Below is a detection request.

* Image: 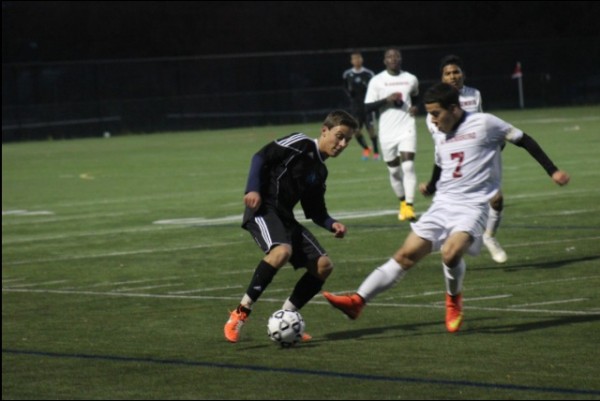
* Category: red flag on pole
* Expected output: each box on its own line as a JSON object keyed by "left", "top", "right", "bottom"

{"left": 511, "top": 62, "right": 523, "bottom": 79}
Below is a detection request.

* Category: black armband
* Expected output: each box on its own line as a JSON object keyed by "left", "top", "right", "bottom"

{"left": 426, "top": 164, "right": 442, "bottom": 194}
{"left": 365, "top": 99, "right": 388, "bottom": 113}
{"left": 515, "top": 133, "right": 559, "bottom": 177}
{"left": 411, "top": 95, "right": 419, "bottom": 108}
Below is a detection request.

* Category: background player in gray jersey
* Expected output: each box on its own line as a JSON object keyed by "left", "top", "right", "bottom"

{"left": 343, "top": 51, "right": 379, "bottom": 160}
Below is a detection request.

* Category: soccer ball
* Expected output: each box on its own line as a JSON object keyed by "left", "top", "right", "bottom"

{"left": 267, "top": 309, "right": 305, "bottom": 348}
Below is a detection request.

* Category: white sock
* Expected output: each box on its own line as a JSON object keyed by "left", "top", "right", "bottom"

{"left": 485, "top": 206, "right": 502, "bottom": 237}
{"left": 357, "top": 258, "right": 407, "bottom": 302}
{"left": 387, "top": 164, "right": 405, "bottom": 199}
{"left": 241, "top": 294, "right": 254, "bottom": 309}
{"left": 443, "top": 259, "right": 466, "bottom": 296}
{"left": 401, "top": 160, "right": 416, "bottom": 204}
{"left": 282, "top": 298, "right": 297, "bottom": 311}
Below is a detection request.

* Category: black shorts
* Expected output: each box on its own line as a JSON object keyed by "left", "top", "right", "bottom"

{"left": 243, "top": 210, "right": 327, "bottom": 269}
{"left": 351, "top": 104, "right": 375, "bottom": 130}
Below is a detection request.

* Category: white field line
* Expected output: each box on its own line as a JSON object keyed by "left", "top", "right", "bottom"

{"left": 3, "top": 204, "right": 598, "bottom": 246}
{"left": 467, "top": 276, "right": 600, "bottom": 291}
{"left": 511, "top": 116, "right": 600, "bottom": 124}
{"left": 2, "top": 241, "right": 245, "bottom": 266}
{"left": 168, "top": 285, "right": 243, "bottom": 295}
{"left": 5, "top": 280, "right": 69, "bottom": 288}
{"left": 86, "top": 276, "right": 190, "bottom": 287}
{"left": 2, "top": 287, "right": 597, "bottom": 316}
{"left": 2, "top": 225, "right": 184, "bottom": 245}
{"left": 113, "top": 283, "right": 185, "bottom": 292}
{"left": 2, "top": 277, "right": 27, "bottom": 283}
{"left": 510, "top": 298, "right": 588, "bottom": 308}
{"left": 217, "top": 269, "right": 257, "bottom": 276}
{"left": 2, "top": 210, "right": 54, "bottom": 216}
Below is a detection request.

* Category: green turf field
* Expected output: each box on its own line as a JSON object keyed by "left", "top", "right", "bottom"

{"left": 3, "top": 105, "right": 600, "bottom": 399}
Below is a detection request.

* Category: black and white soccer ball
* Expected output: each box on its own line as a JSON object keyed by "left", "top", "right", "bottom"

{"left": 267, "top": 309, "right": 305, "bottom": 348}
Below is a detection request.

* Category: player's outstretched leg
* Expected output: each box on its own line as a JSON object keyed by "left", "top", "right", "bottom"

{"left": 322, "top": 292, "right": 365, "bottom": 320}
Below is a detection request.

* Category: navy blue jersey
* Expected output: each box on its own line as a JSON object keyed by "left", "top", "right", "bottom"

{"left": 343, "top": 67, "right": 375, "bottom": 109}
{"left": 243, "top": 133, "right": 334, "bottom": 229}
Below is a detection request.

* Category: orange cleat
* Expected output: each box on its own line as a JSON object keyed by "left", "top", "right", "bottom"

{"left": 224, "top": 308, "right": 249, "bottom": 343}
{"left": 362, "top": 147, "right": 372, "bottom": 160}
{"left": 322, "top": 291, "right": 365, "bottom": 320}
{"left": 445, "top": 293, "right": 463, "bottom": 333}
{"left": 301, "top": 332, "right": 313, "bottom": 342}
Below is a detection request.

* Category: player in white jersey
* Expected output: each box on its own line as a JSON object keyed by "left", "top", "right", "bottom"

{"left": 364, "top": 47, "right": 420, "bottom": 221}
{"left": 427, "top": 55, "right": 506, "bottom": 263}
{"left": 323, "top": 83, "right": 570, "bottom": 333}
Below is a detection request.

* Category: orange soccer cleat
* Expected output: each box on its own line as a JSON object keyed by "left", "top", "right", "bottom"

{"left": 224, "top": 307, "right": 249, "bottom": 343}
{"left": 445, "top": 293, "right": 464, "bottom": 333}
{"left": 322, "top": 291, "right": 365, "bottom": 320}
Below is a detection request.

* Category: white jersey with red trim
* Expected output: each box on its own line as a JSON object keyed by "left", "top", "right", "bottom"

{"left": 458, "top": 85, "right": 482, "bottom": 113}
{"left": 431, "top": 112, "right": 523, "bottom": 205}
{"left": 426, "top": 85, "right": 482, "bottom": 133}
{"left": 365, "top": 70, "right": 419, "bottom": 140}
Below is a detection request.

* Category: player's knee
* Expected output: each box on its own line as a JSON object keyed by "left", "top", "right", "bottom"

{"left": 441, "top": 246, "right": 463, "bottom": 268}
{"left": 316, "top": 256, "right": 334, "bottom": 280}
{"left": 489, "top": 193, "right": 504, "bottom": 211}
{"left": 265, "top": 244, "right": 292, "bottom": 268}
{"left": 394, "top": 250, "right": 416, "bottom": 270}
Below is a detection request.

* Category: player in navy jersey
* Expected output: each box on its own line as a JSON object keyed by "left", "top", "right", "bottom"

{"left": 343, "top": 51, "right": 379, "bottom": 160}
{"left": 224, "top": 110, "right": 358, "bottom": 343}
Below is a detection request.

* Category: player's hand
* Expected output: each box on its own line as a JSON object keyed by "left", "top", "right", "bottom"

{"left": 387, "top": 92, "right": 403, "bottom": 107}
{"left": 331, "top": 222, "right": 347, "bottom": 239}
{"left": 408, "top": 105, "right": 418, "bottom": 117}
{"left": 552, "top": 170, "right": 570, "bottom": 186}
{"left": 419, "top": 182, "right": 434, "bottom": 197}
{"left": 244, "top": 191, "right": 262, "bottom": 211}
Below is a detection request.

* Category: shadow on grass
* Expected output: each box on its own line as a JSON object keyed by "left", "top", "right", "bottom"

{"left": 462, "top": 314, "right": 600, "bottom": 334}
{"left": 312, "top": 314, "right": 600, "bottom": 344}
{"left": 320, "top": 317, "right": 493, "bottom": 342}
{"left": 476, "top": 255, "right": 600, "bottom": 271}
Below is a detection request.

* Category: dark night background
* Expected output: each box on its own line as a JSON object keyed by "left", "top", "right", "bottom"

{"left": 2, "top": 1, "right": 600, "bottom": 140}
{"left": 3, "top": 1, "right": 600, "bottom": 62}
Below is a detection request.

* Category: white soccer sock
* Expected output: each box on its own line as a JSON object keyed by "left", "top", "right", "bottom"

{"left": 241, "top": 294, "right": 255, "bottom": 309}
{"left": 485, "top": 206, "right": 502, "bottom": 237}
{"left": 443, "top": 259, "right": 466, "bottom": 296}
{"left": 401, "top": 160, "right": 417, "bottom": 204}
{"left": 281, "top": 298, "right": 298, "bottom": 311}
{"left": 387, "top": 164, "right": 405, "bottom": 199}
{"left": 357, "top": 258, "right": 407, "bottom": 302}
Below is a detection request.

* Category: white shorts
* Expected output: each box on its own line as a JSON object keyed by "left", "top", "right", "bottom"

{"left": 410, "top": 201, "right": 488, "bottom": 256}
{"left": 379, "top": 124, "right": 417, "bottom": 162}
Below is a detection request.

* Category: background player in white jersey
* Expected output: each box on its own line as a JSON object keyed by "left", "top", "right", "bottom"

{"left": 324, "top": 83, "right": 570, "bottom": 333}
{"left": 364, "top": 47, "right": 420, "bottom": 221}
{"left": 343, "top": 51, "right": 379, "bottom": 160}
{"left": 429, "top": 54, "right": 507, "bottom": 263}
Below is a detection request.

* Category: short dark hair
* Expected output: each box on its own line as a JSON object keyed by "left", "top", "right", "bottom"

{"left": 440, "top": 54, "right": 464, "bottom": 73}
{"left": 350, "top": 50, "right": 362, "bottom": 57}
{"left": 385, "top": 46, "right": 401, "bottom": 56}
{"left": 323, "top": 110, "right": 358, "bottom": 130}
{"left": 423, "top": 83, "right": 460, "bottom": 109}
